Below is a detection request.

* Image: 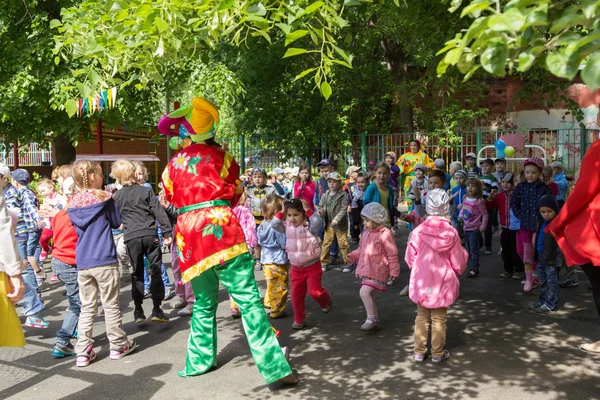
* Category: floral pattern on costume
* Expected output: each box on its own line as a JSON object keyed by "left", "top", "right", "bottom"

{"left": 176, "top": 232, "right": 186, "bottom": 262}
{"left": 173, "top": 152, "right": 191, "bottom": 170}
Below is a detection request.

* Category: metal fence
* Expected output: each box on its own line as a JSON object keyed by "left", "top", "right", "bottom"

{"left": 0, "top": 142, "right": 53, "bottom": 167}
{"left": 226, "top": 128, "right": 597, "bottom": 176}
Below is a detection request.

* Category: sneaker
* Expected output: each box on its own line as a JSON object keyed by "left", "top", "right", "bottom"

{"left": 321, "top": 264, "right": 328, "bottom": 272}
{"left": 399, "top": 285, "right": 409, "bottom": 297}
{"left": 413, "top": 352, "right": 425, "bottom": 363}
{"left": 512, "top": 272, "right": 525, "bottom": 279}
{"left": 342, "top": 265, "right": 352, "bottom": 273}
{"left": 467, "top": 270, "right": 479, "bottom": 278}
{"left": 560, "top": 280, "right": 579, "bottom": 288}
{"left": 529, "top": 302, "right": 542, "bottom": 310}
{"left": 254, "top": 260, "right": 262, "bottom": 271}
{"left": 535, "top": 305, "right": 555, "bottom": 314}
{"left": 500, "top": 272, "right": 513, "bottom": 278}
{"left": 177, "top": 304, "right": 193, "bottom": 317}
{"left": 76, "top": 344, "right": 96, "bottom": 367}
{"left": 164, "top": 288, "right": 175, "bottom": 301}
{"left": 230, "top": 307, "right": 241, "bottom": 319}
{"left": 172, "top": 298, "right": 188, "bottom": 309}
{"left": 431, "top": 350, "right": 451, "bottom": 363}
{"left": 134, "top": 310, "right": 147, "bottom": 324}
{"left": 50, "top": 273, "right": 59, "bottom": 283}
{"left": 110, "top": 340, "right": 139, "bottom": 360}
{"left": 360, "top": 319, "right": 380, "bottom": 331}
{"left": 52, "top": 343, "right": 75, "bottom": 358}
{"left": 35, "top": 270, "right": 47, "bottom": 286}
{"left": 292, "top": 320, "right": 305, "bottom": 330}
{"left": 40, "top": 251, "right": 48, "bottom": 261}
{"left": 387, "top": 279, "right": 394, "bottom": 286}
{"left": 151, "top": 308, "right": 169, "bottom": 323}
{"left": 322, "top": 293, "right": 333, "bottom": 313}
{"left": 25, "top": 315, "right": 49, "bottom": 329}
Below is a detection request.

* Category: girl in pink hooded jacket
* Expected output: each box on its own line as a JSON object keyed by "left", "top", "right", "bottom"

{"left": 405, "top": 189, "right": 468, "bottom": 364}
{"left": 347, "top": 202, "right": 400, "bottom": 331}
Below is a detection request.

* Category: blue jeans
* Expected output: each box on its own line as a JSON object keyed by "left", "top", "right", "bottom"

{"left": 144, "top": 258, "right": 170, "bottom": 291}
{"left": 16, "top": 240, "right": 44, "bottom": 317}
{"left": 538, "top": 263, "right": 559, "bottom": 310}
{"left": 52, "top": 258, "right": 80, "bottom": 346}
{"left": 464, "top": 230, "right": 480, "bottom": 272}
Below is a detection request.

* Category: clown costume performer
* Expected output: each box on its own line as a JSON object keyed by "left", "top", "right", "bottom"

{"left": 397, "top": 139, "right": 434, "bottom": 205}
{"left": 158, "top": 97, "right": 296, "bottom": 385}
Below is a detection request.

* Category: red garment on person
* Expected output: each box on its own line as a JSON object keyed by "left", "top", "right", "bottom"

{"left": 546, "top": 140, "right": 600, "bottom": 266}
{"left": 50, "top": 209, "right": 78, "bottom": 265}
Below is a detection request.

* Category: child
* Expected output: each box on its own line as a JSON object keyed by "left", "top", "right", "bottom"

{"left": 464, "top": 153, "right": 481, "bottom": 178}
{"left": 407, "top": 164, "right": 428, "bottom": 206}
{"left": 111, "top": 159, "right": 173, "bottom": 323}
{"left": 257, "top": 195, "right": 289, "bottom": 318}
{"left": 478, "top": 158, "right": 499, "bottom": 253}
{"left": 449, "top": 161, "right": 463, "bottom": 190}
{"left": 348, "top": 172, "right": 368, "bottom": 247}
{"left": 542, "top": 166, "right": 559, "bottom": 198}
{"left": 293, "top": 164, "right": 316, "bottom": 210}
{"left": 272, "top": 198, "right": 332, "bottom": 329}
{"left": 494, "top": 158, "right": 507, "bottom": 190}
{"left": 367, "top": 160, "right": 377, "bottom": 181}
{"left": 434, "top": 159, "right": 451, "bottom": 191}
{"left": 364, "top": 162, "right": 396, "bottom": 227}
{"left": 1, "top": 165, "right": 47, "bottom": 328}
{"left": 550, "top": 161, "right": 569, "bottom": 206}
{"left": 405, "top": 188, "right": 468, "bottom": 363}
{"left": 532, "top": 194, "right": 563, "bottom": 313}
{"left": 449, "top": 170, "right": 467, "bottom": 236}
{"left": 347, "top": 203, "right": 400, "bottom": 330}
{"left": 385, "top": 152, "right": 401, "bottom": 226}
{"left": 510, "top": 158, "right": 552, "bottom": 291}
{"left": 50, "top": 206, "right": 80, "bottom": 357}
{"left": 313, "top": 159, "right": 339, "bottom": 263}
{"left": 37, "top": 179, "right": 67, "bottom": 282}
{"left": 317, "top": 172, "right": 351, "bottom": 271}
{"left": 487, "top": 172, "right": 524, "bottom": 279}
{"left": 67, "top": 160, "right": 137, "bottom": 367}
{"left": 459, "top": 178, "right": 488, "bottom": 278}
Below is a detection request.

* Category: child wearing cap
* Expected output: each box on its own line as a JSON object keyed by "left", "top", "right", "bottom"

{"left": 405, "top": 188, "right": 468, "bottom": 363}
{"left": 449, "top": 170, "right": 468, "bottom": 236}
{"left": 407, "top": 164, "right": 428, "bottom": 205}
{"left": 464, "top": 153, "right": 482, "bottom": 179}
{"left": 313, "top": 159, "right": 340, "bottom": 264}
{"left": 1, "top": 165, "right": 48, "bottom": 329}
{"left": 317, "top": 172, "right": 351, "bottom": 271}
{"left": 550, "top": 161, "right": 569, "bottom": 206}
{"left": 347, "top": 202, "right": 400, "bottom": 331}
{"left": 532, "top": 194, "right": 563, "bottom": 313}
{"left": 510, "top": 157, "right": 552, "bottom": 291}
{"left": 478, "top": 158, "right": 499, "bottom": 253}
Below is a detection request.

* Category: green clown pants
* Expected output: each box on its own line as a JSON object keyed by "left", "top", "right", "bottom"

{"left": 178, "top": 252, "right": 293, "bottom": 384}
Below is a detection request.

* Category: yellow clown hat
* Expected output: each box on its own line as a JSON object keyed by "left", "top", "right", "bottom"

{"left": 157, "top": 97, "right": 220, "bottom": 143}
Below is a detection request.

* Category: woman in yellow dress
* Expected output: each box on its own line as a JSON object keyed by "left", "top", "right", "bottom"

{"left": 396, "top": 139, "right": 434, "bottom": 205}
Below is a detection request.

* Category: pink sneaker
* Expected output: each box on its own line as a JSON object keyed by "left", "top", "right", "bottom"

{"left": 40, "top": 251, "right": 48, "bottom": 261}
{"left": 110, "top": 340, "right": 139, "bottom": 360}
{"left": 76, "top": 344, "right": 96, "bottom": 367}
{"left": 50, "top": 273, "right": 59, "bottom": 283}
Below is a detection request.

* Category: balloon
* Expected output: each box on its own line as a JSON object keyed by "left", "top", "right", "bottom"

{"left": 496, "top": 149, "right": 506, "bottom": 159}
{"left": 505, "top": 146, "right": 515, "bottom": 157}
{"left": 169, "top": 136, "right": 183, "bottom": 150}
{"left": 494, "top": 139, "right": 506, "bottom": 150}
{"left": 179, "top": 125, "right": 191, "bottom": 138}
{"left": 182, "top": 138, "right": 192, "bottom": 148}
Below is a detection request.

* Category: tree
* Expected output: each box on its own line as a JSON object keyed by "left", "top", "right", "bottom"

{"left": 438, "top": 0, "right": 600, "bottom": 90}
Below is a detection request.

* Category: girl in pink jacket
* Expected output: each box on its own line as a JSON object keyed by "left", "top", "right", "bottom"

{"left": 272, "top": 198, "right": 332, "bottom": 330}
{"left": 347, "top": 203, "right": 400, "bottom": 331}
{"left": 405, "top": 189, "right": 468, "bottom": 363}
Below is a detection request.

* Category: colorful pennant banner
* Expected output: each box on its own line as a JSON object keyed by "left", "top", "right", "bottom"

{"left": 75, "top": 87, "right": 118, "bottom": 117}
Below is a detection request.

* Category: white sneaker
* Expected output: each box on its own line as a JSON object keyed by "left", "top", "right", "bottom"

{"left": 387, "top": 279, "right": 394, "bottom": 286}
{"left": 399, "top": 285, "right": 409, "bottom": 296}
{"left": 342, "top": 265, "right": 352, "bottom": 273}
{"left": 321, "top": 264, "right": 328, "bottom": 272}
{"left": 177, "top": 304, "right": 193, "bottom": 317}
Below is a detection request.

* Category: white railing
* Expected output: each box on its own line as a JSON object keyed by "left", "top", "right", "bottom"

{"left": 0, "top": 142, "right": 53, "bottom": 167}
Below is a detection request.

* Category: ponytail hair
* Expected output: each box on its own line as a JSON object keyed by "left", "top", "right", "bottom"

{"left": 72, "top": 160, "right": 107, "bottom": 200}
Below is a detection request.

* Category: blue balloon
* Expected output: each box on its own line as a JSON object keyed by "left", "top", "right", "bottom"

{"left": 179, "top": 125, "right": 191, "bottom": 138}
{"left": 496, "top": 149, "right": 506, "bottom": 159}
{"left": 494, "top": 139, "right": 506, "bottom": 150}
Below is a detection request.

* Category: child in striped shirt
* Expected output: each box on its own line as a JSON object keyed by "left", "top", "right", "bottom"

{"left": 477, "top": 158, "right": 498, "bottom": 254}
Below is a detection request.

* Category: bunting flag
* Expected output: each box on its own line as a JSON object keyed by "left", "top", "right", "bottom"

{"left": 73, "top": 87, "right": 118, "bottom": 117}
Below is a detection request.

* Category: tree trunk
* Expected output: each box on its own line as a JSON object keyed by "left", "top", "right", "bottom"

{"left": 380, "top": 38, "right": 414, "bottom": 133}
{"left": 53, "top": 135, "right": 76, "bottom": 166}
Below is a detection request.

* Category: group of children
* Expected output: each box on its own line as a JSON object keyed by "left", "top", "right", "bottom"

{"left": 2, "top": 146, "right": 574, "bottom": 367}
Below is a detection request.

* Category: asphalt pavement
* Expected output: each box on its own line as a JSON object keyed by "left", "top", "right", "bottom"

{"left": 1, "top": 227, "right": 599, "bottom": 400}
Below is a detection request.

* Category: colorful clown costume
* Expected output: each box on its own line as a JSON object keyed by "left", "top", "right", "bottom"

{"left": 159, "top": 98, "right": 293, "bottom": 384}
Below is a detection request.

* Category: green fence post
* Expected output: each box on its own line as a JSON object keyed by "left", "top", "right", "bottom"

{"left": 580, "top": 127, "right": 587, "bottom": 161}
{"left": 240, "top": 135, "right": 246, "bottom": 172}
{"left": 476, "top": 129, "right": 482, "bottom": 157}
{"left": 361, "top": 132, "right": 367, "bottom": 170}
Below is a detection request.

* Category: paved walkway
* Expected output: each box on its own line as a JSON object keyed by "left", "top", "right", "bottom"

{"left": 1, "top": 229, "right": 599, "bottom": 400}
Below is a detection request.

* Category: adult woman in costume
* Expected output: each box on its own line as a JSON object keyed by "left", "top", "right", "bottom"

{"left": 396, "top": 139, "right": 434, "bottom": 204}
{"left": 158, "top": 97, "right": 296, "bottom": 384}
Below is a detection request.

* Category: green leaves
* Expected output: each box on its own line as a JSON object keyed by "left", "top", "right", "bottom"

{"left": 480, "top": 39, "right": 508, "bottom": 77}
{"left": 582, "top": 53, "right": 600, "bottom": 90}
{"left": 285, "top": 30, "right": 309, "bottom": 46}
{"left": 65, "top": 99, "right": 78, "bottom": 117}
{"left": 246, "top": 3, "right": 267, "bottom": 16}
{"left": 321, "top": 81, "right": 332, "bottom": 100}
{"left": 154, "top": 17, "right": 169, "bottom": 33}
{"left": 545, "top": 49, "right": 579, "bottom": 80}
{"left": 283, "top": 48, "right": 308, "bottom": 58}
{"left": 460, "top": 1, "right": 490, "bottom": 18}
